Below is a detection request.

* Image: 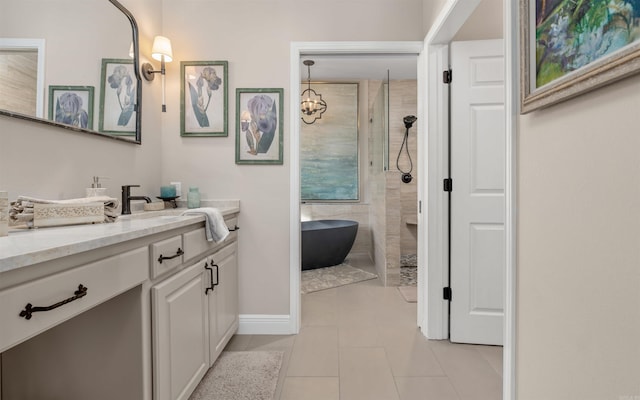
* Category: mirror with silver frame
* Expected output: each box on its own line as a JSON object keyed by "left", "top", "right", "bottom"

{"left": 0, "top": 0, "right": 142, "bottom": 144}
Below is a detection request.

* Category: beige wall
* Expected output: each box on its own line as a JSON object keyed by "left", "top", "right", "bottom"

{"left": 160, "top": 0, "right": 424, "bottom": 315}
{"left": 422, "top": 0, "right": 448, "bottom": 36}
{"left": 452, "top": 0, "right": 503, "bottom": 41}
{"left": 517, "top": 72, "right": 640, "bottom": 398}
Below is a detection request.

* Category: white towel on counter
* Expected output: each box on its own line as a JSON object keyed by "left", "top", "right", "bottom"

{"left": 9, "top": 195, "right": 120, "bottom": 226}
{"left": 181, "top": 207, "right": 230, "bottom": 243}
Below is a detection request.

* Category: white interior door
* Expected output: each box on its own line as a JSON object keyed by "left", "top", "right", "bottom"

{"left": 449, "top": 39, "right": 505, "bottom": 345}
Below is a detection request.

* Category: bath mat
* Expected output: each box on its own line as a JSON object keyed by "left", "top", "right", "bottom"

{"left": 188, "top": 351, "right": 283, "bottom": 400}
{"left": 301, "top": 263, "right": 378, "bottom": 294}
{"left": 398, "top": 286, "right": 417, "bottom": 303}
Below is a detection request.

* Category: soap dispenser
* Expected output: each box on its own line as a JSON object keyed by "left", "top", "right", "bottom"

{"left": 86, "top": 176, "right": 108, "bottom": 197}
{"left": 187, "top": 187, "right": 200, "bottom": 209}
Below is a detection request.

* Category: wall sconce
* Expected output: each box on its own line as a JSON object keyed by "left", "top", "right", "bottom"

{"left": 300, "top": 60, "right": 327, "bottom": 124}
{"left": 141, "top": 35, "right": 173, "bottom": 112}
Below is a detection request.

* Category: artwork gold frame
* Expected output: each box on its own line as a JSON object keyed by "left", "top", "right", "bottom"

{"left": 520, "top": 0, "right": 640, "bottom": 113}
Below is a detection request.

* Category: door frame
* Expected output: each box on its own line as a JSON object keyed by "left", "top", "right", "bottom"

{"left": 289, "top": 4, "right": 517, "bottom": 394}
{"left": 422, "top": 0, "right": 517, "bottom": 398}
{"left": 288, "top": 40, "right": 424, "bottom": 335}
{"left": 0, "top": 38, "right": 46, "bottom": 118}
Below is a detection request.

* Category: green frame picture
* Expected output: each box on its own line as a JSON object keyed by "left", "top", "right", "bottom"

{"left": 180, "top": 60, "right": 228, "bottom": 137}
{"left": 235, "top": 88, "right": 284, "bottom": 165}
{"left": 98, "top": 58, "right": 136, "bottom": 136}
{"left": 48, "top": 85, "right": 94, "bottom": 130}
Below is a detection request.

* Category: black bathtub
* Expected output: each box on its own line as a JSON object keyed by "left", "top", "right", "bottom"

{"left": 301, "top": 219, "right": 359, "bottom": 270}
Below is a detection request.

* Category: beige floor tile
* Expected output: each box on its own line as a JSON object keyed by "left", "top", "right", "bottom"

{"left": 375, "top": 303, "right": 419, "bottom": 327}
{"left": 339, "top": 325, "right": 380, "bottom": 347}
{"left": 303, "top": 286, "right": 339, "bottom": 298}
{"left": 385, "top": 344, "right": 445, "bottom": 377}
{"left": 286, "top": 326, "right": 339, "bottom": 377}
{"left": 279, "top": 377, "right": 339, "bottom": 400}
{"left": 271, "top": 266, "right": 503, "bottom": 400}
{"left": 273, "top": 347, "right": 293, "bottom": 400}
{"left": 376, "top": 324, "right": 426, "bottom": 348}
{"left": 339, "top": 347, "right": 400, "bottom": 400}
{"left": 337, "top": 303, "right": 378, "bottom": 327}
{"left": 223, "top": 334, "right": 252, "bottom": 351}
{"left": 474, "top": 345, "right": 503, "bottom": 378}
{"left": 395, "top": 377, "right": 461, "bottom": 400}
{"left": 431, "top": 341, "right": 502, "bottom": 400}
{"left": 247, "top": 334, "right": 296, "bottom": 350}
{"left": 302, "top": 295, "right": 338, "bottom": 326}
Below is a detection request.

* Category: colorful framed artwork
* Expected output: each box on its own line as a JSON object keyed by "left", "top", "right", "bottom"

{"left": 235, "top": 88, "right": 283, "bottom": 165}
{"left": 300, "top": 83, "right": 359, "bottom": 201}
{"left": 48, "top": 85, "right": 94, "bottom": 130}
{"left": 98, "top": 58, "right": 136, "bottom": 135}
{"left": 180, "top": 61, "right": 228, "bottom": 136}
{"left": 520, "top": 0, "right": 640, "bottom": 113}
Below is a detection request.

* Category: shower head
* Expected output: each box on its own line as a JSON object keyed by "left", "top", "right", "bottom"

{"left": 403, "top": 115, "right": 417, "bottom": 129}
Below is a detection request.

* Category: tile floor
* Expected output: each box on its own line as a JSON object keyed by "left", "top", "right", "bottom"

{"left": 225, "top": 257, "right": 503, "bottom": 400}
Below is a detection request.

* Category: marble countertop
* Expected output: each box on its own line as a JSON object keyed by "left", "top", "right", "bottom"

{"left": 0, "top": 202, "right": 239, "bottom": 274}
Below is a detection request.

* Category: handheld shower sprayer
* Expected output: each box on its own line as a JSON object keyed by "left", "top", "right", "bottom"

{"left": 403, "top": 115, "right": 417, "bottom": 129}
{"left": 397, "top": 115, "right": 417, "bottom": 183}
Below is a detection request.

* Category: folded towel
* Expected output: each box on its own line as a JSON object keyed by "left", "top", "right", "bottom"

{"left": 10, "top": 195, "right": 120, "bottom": 226}
{"left": 181, "top": 207, "right": 230, "bottom": 244}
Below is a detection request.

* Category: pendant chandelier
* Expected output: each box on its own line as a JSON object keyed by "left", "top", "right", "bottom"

{"left": 300, "top": 60, "right": 327, "bottom": 124}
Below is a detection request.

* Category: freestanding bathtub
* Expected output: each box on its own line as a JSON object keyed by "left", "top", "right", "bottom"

{"left": 301, "top": 219, "right": 359, "bottom": 270}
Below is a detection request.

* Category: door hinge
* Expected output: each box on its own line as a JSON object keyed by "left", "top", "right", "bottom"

{"left": 443, "top": 69, "right": 452, "bottom": 84}
{"left": 418, "top": 200, "right": 422, "bottom": 213}
{"left": 443, "top": 178, "right": 453, "bottom": 192}
{"left": 443, "top": 287, "right": 452, "bottom": 301}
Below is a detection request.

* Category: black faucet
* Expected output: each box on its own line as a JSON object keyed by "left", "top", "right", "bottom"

{"left": 121, "top": 185, "right": 152, "bottom": 215}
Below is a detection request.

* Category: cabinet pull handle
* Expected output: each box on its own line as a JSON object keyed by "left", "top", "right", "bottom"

{"left": 228, "top": 225, "right": 240, "bottom": 232}
{"left": 212, "top": 264, "right": 220, "bottom": 287}
{"left": 158, "top": 248, "right": 184, "bottom": 264}
{"left": 204, "top": 262, "right": 215, "bottom": 295}
{"left": 19, "top": 285, "right": 88, "bottom": 320}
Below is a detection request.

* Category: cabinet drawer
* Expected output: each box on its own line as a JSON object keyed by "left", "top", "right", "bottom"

{"left": 183, "top": 216, "right": 238, "bottom": 260}
{"left": 150, "top": 235, "right": 184, "bottom": 279}
{"left": 0, "top": 246, "right": 148, "bottom": 353}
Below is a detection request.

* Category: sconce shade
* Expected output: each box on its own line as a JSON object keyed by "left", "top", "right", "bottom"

{"left": 151, "top": 36, "right": 173, "bottom": 62}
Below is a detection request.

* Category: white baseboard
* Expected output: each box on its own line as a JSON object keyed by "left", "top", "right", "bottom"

{"left": 237, "top": 314, "right": 293, "bottom": 335}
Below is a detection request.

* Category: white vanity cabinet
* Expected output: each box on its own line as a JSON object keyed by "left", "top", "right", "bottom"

{"left": 152, "top": 257, "right": 211, "bottom": 400}
{"left": 207, "top": 241, "right": 239, "bottom": 364}
{"left": 0, "top": 204, "right": 240, "bottom": 400}
{"left": 151, "top": 214, "right": 239, "bottom": 400}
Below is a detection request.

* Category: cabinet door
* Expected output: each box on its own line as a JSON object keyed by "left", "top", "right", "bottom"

{"left": 208, "top": 242, "right": 238, "bottom": 363}
{"left": 152, "top": 259, "right": 209, "bottom": 400}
